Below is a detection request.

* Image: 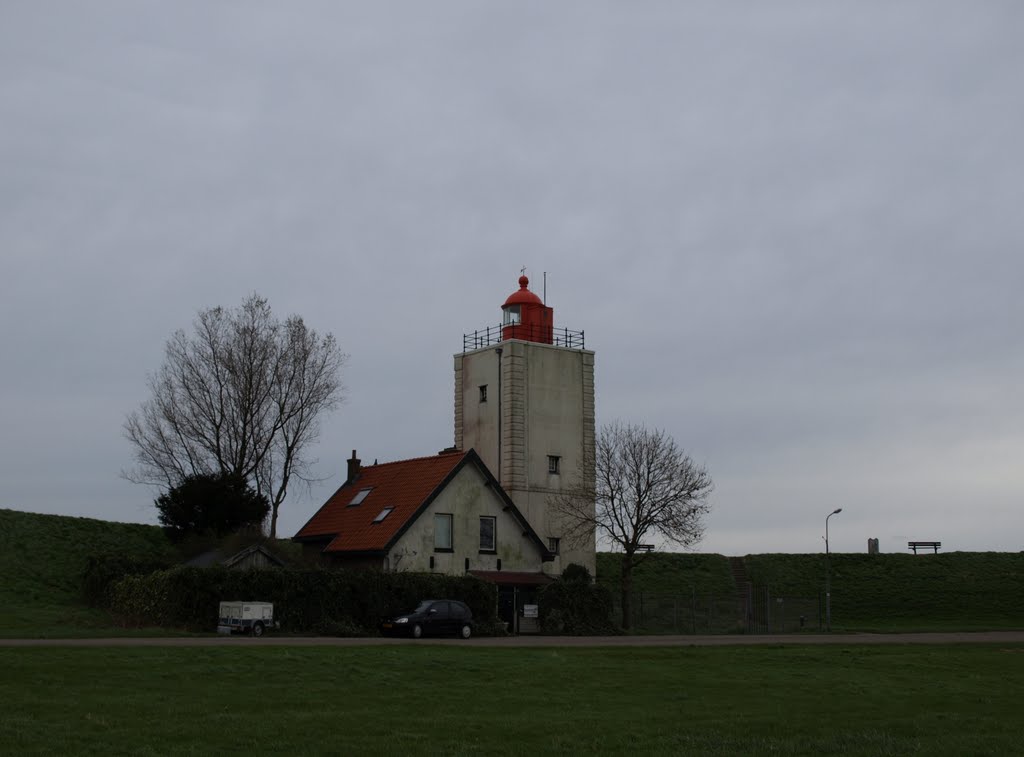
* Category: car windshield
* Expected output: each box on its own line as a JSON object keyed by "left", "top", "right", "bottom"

{"left": 413, "top": 600, "right": 435, "bottom": 614}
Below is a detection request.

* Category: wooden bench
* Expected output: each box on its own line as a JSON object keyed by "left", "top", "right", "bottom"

{"left": 908, "top": 541, "right": 941, "bottom": 554}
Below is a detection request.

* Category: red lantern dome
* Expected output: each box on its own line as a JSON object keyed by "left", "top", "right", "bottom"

{"left": 501, "top": 275, "right": 553, "bottom": 344}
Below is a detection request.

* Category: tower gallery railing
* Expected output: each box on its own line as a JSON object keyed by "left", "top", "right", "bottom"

{"left": 462, "top": 324, "right": 586, "bottom": 352}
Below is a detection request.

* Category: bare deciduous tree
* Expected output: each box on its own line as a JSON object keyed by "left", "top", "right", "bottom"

{"left": 124, "top": 294, "right": 346, "bottom": 537}
{"left": 551, "top": 421, "right": 712, "bottom": 629}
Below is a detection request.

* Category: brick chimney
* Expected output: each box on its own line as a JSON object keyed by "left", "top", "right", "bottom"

{"left": 346, "top": 450, "right": 361, "bottom": 484}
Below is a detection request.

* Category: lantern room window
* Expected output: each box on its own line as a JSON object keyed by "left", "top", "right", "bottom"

{"left": 502, "top": 305, "right": 521, "bottom": 325}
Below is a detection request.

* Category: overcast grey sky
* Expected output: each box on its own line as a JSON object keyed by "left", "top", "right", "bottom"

{"left": 3, "top": 2, "right": 1022, "bottom": 555}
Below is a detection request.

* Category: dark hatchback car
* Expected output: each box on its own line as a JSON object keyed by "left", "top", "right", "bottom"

{"left": 381, "top": 599, "right": 474, "bottom": 639}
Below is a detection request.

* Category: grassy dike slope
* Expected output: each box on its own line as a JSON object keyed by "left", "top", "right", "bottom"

{"left": 595, "top": 552, "right": 736, "bottom": 596}
{"left": 0, "top": 508, "right": 173, "bottom": 637}
{"left": 746, "top": 552, "right": 1024, "bottom": 631}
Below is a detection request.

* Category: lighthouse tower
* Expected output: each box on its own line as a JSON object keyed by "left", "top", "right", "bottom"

{"left": 454, "top": 275, "right": 596, "bottom": 575}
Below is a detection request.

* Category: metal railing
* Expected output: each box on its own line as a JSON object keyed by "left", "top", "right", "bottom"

{"left": 462, "top": 324, "right": 586, "bottom": 352}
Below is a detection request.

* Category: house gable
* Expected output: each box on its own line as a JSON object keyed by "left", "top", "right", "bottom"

{"left": 388, "top": 457, "right": 550, "bottom": 574}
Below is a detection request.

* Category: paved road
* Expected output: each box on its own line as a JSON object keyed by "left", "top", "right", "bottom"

{"left": 3, "top": 631, "right": 1024, "bottom": 647}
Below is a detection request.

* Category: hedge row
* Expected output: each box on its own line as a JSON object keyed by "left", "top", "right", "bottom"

{"left": 109, "top": 566, "right": 500, "bottom": 635}
{"left": 82, "top": 552, "right": 174, "bottom": 609}
{"left": 538, "top": 566, "right": 618, "bottom": 635}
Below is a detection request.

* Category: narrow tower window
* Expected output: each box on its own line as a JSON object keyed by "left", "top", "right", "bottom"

{"left": 547, "top": 455, "right": 561, "bottom": 475}
{"left": 479, "top": 385, "right": 487, "bottom": 403}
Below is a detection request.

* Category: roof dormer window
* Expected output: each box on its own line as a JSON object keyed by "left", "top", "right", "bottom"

{"left": 348, "top": 488, "right": 372, "bottom": 506}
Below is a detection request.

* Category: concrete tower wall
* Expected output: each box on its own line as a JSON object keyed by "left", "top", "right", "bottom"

{"left": 455, "top": 340, "right": 596, "bottom": 575}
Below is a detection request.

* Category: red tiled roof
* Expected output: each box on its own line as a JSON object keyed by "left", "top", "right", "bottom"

{"left": 293, "top": 450, "right": 468, "bottom": 553}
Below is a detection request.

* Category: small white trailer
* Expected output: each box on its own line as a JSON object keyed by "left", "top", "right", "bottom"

{"left": 217, "top": 601, "right": 277, "bottom": 636}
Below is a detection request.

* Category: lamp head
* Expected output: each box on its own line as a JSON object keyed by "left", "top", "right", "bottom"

{"left": 832, "top": 508, "right": 843, "bottom": 515}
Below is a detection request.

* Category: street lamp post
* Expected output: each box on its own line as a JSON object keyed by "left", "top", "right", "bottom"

{"left": 825, "top": 508, "right": 842, "bottom": 631}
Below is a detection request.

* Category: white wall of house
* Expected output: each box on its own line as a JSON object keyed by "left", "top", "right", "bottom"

{"left": 387, "top": 463, "right": 546, "bottom": 575}
{"left": 455, "top": 340, "right": 596, "bottom": 575}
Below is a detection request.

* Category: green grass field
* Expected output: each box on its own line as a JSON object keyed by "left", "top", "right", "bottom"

{"left": 3, "top": 644, "right": 1023, "bottom": 755}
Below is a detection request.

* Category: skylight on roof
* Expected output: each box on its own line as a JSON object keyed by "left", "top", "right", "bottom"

{"left": 348, "top": 488, "right": 372, "bottom": 506}
{"left": 373, "top": 507, "right": 394, "bottom": 523}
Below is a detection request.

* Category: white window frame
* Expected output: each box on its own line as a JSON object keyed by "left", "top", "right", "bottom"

{"left": 479, "top": 516, "right": 496, "bottom": 552}
{"left": 434, "top": 513, "right": 453, "bottom": 551}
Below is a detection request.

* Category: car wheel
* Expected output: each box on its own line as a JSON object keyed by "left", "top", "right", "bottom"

{"left": 412, "top": 624, "right": 422, "bottom": 639}
{"left": 460, "top": 624, "right": 472, "bottom": 639}
{"left": 252, "top": 622, "right": 265, "bottom": 638}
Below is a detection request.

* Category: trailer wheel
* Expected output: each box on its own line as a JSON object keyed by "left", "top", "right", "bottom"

{"left": 252, "top": 621, "right": 265, "bottom": 638}
{"left": 412, "top": 623, "right": 423, "bottom": 639}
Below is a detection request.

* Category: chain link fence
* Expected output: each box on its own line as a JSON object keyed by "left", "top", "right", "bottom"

{"left": 611, "top": 588, "right": 822, "bottom": 634}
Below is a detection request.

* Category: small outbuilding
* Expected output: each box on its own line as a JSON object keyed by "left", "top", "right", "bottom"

{"left": 184, "top": 543, "right": 288, "bottom": 570}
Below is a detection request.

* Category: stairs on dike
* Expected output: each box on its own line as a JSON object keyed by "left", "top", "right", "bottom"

{"left": 729, "top": 557, "right": 752, "bottom": 631}
{"left": 729, "top": 556, "right": 751, "bottom": 598}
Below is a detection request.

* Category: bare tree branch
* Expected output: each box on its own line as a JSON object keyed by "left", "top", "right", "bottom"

{"left": 550, "top": 421, "right": 713, "bottom": 629}
{"left": 123, "top": 294, "right": 346, "bottom": 537}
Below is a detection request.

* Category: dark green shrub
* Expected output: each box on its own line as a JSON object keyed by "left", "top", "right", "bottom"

{"left": 561, "top": 563, "right": 594, "bottom": 584}
{"left": 156, "top": 473, "right": 270, "bottom": 542}
{"left": 538, "top": 568, "right": 616, "bottom": 635}
{"left": 317, "top": 617, "right": 371, "bottom": 637}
